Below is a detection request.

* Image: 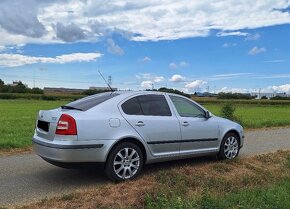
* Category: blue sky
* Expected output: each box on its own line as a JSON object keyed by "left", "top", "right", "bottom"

{"left": 0, "top": 0, "right": 290, "bottom": 93}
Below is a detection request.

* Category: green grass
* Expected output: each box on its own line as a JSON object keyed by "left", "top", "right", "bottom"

{"left": 0, "top": 99, "right": 290, "bottom": 149}
{"left": 145, "top": 177, "right": 290, "bottom": 209}
{"left": 145, "top": 151, "right": 290, "bottom": 209}
{"left": 204, "top": 104, "right": 290, "bottom": 128}
{"left": 0, "top": 99, "right": 67, "bottom": 149}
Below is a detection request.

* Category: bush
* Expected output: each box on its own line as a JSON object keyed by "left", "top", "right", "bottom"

{"left": 261, "top": 96, "right": 268, "bottom": 100}
{"left": 220, "top": 103, "right": 236, "bottom": 121}
{"left": 218, "top": 92, "right": 254, "bottom": 100}
{"left": 271, "top": 96, "right": 290, "bottom": 100}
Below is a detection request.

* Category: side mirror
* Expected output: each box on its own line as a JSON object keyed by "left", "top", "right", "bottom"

{"left": 205, "top": 111, "right": 211, "bottom": 119}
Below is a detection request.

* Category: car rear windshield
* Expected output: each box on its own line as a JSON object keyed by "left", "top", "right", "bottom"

{"left": 63, "top": 92, "right": 119, "bottom": 111}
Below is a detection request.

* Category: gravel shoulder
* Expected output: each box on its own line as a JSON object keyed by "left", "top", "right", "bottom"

{"left": 0, "top": 127, "right": 290, "bottom": 207}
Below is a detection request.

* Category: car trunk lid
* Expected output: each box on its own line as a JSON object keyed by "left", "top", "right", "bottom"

{"left": 36, "top": 109, "right": 61, "bottom": 140}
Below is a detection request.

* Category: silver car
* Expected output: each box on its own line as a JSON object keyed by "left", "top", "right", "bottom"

{"left": 33, "top": 91, "right": 244, "bottom": 181}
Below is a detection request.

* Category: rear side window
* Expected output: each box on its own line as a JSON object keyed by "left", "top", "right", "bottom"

{"left": 122, "top": 94, "right": 172, "bottom": 116}
{"left": 121, "top": 97, "right": 143, "bottom": 115}
{"left": 64, "top": 92, "right": 119, "bottom": 111}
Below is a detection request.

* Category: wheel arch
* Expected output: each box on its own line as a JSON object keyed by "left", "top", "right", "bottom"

{"left": 223, "top": 129, "right": 241, "bottom": 145}
{"left": 105, "top": 137, "right": 148, "bottom": 163}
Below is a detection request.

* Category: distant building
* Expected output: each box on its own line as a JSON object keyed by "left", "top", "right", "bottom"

{"left": 44, "top": 87, "right": 86, "bottom": 94}
{"left": 9, "top": 80, "right": 24, "bottom": 86}
{"left": 250, "top": 92, "right": 290, "bottom": 99}
{"left": 43, "top": 86, "right": 118, "bottom": 94}
{"left": 89, "top": 86, "right": 118, "bottom": 91}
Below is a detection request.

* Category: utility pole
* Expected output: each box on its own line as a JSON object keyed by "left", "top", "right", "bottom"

{"left": 108, "top": 75, "right": 112, "bottom": 86}
{"left": 33, "top": 69, "right": 36, "bottom": 88}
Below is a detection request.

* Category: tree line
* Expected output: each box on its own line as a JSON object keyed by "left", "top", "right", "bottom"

{"left": 0, "top": 79, "right": 43, "bottom": 94}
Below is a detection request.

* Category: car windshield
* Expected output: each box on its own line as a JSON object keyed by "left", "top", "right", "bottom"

{"left": 63, "top": 92, "right": 119, "bottom": 111}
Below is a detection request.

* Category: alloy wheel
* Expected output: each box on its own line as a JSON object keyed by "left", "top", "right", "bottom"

{"left": 224, "top": 136, "right": 239, "bottom": 159}
{"left": 113, "top": 147, "right": 140, "bottom": 179}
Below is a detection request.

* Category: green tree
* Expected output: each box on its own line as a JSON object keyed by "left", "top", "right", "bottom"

{"left": 220, "top": 103, "right": 236, "bottom": 121}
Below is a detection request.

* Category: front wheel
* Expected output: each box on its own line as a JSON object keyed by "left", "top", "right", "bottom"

{"left": 218, "top": 133, "right": 240, "bottom": 160}
{"left": 105, "top": 142, "right": 144, "bottom": 182}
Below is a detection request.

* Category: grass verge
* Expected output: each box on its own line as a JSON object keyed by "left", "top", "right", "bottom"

{"left": 9, "top": 150, "right": 290, "bottom": 209}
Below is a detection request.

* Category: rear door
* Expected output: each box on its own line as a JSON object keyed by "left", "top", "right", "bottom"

{"left": 168, "top": 95, "right": 219, "bottom": 154}
{"left": 119, "top": 94, "right": 181, "bottom": 157}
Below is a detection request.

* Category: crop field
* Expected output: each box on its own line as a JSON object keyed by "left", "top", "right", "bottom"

{"left": 203, "top": 104, "right": 290, "bottom": 128}
{"left": 0, "top": 100, "right": 66, "bottom": 149}
{"left": 0, "top": 99, "right": 290, "bottom": 149}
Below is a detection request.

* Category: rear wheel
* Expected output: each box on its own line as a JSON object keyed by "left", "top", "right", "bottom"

{"left": 218, "top": 133, "right": 240, "bottom": 160}
{"left": 105, "top": 142, "right": 144, "bottom": 182}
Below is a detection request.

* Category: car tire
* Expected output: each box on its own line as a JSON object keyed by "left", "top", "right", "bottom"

{"left": 105, "top": 142, "right": 144, "bottom": 182}
{"left": 217, "top": 132, "right": 240, "bottom": 160}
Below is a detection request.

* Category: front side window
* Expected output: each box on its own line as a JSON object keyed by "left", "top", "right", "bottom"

{"left": 169, "top": 95, "right": 205, "bottom": 118}
{"left": 122, "top": 94, "right": 172, "bottom": 116}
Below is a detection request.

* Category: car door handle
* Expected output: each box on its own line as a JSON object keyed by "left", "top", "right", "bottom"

{"left": 181, "top": 121, "right": 189, "bottom": 126}
{"left": 135, "top": 121, "right": 145, "bottom": 127}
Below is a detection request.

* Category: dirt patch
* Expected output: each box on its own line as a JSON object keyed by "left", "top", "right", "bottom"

{"left": 0, "top": 147, "right": 32, "bottom": 157}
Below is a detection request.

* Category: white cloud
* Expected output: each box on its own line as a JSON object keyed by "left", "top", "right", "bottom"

{"left": 153, "top": 76, "right": 164, "bottom": 83}
{"left": 245, "top": 33, "right": 261, "bottom": 41}
{"left": 107, "top": 39, "right": 124, "bottom": 55}
{"left": 217, "top": 31, "right": 249, "bottom": 37}
{"left": 139, "top": 56, "right": 151, "bottom": 63}
{"left": 264, "top": 59, "right": 290, "bottom": 63}
{"left": 141, "top": 80, "right": 153, "bottom": 89}
{"left": 185, "top": 80, "right": 207, "bottom": 90}
{"left": 169, "top": 74, "right": 186, "bottom": 82}
{"left": 248, "top": 46, "right": 267, "bottom": 55}
{"left": 217, "top": 87, "right": 253, "bottom": 93}
{"left": 0, "top": 45, "right": 6, "bottom": 52}
{"left": 267, "top": 84, "right": 290, "bottom": 93}
{"left": 169, "top": 62, "right": 178, "bottom": 69}
{"left": 0, "top": 52, "right": 102, "bottom": 67}
{"left": 1, "top": 0, "right": 290, "bottom": 45}
{"left": 169, "top": 61, "right": 188, "bottom": 69}
{"left": 179, "top": 61, "right": 188, "bottom": 67}
{"left": 222, "top": 43, "right": 237, "bottom": 48}
{"left": 137, "top": 73, "right": 164, "bottom": 88}
{"left": 217, "top": 84, "right": 290, "bottom": 94}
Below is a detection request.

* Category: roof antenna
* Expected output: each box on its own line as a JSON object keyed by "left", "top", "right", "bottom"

{"left": 98, "top": 70, "right": 114, "bottom": 92}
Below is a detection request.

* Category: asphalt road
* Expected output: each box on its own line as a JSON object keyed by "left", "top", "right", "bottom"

{"left": 1, "top": 127, "right": 290, "bottom": 207}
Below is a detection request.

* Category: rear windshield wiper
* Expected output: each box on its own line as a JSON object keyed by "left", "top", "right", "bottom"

{"left": 61, "top": 106, "right": 83, "bottom": 111}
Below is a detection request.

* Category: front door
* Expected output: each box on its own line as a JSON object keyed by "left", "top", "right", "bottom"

{"left": 168, "top": 95, "right": 219, "bottom": 155}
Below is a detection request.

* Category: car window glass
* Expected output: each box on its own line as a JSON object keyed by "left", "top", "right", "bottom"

{"left": 169, "top": 95, "right": 205, "bottom": 118}
{"left": 65, "top": 92, "right": 119, "bottom": 111}
{"left": 122, "top": 94, "right": 172, "bottom": 116}
{"left": 138, "top": 95, "right": 172, "bottom": 116}
{"left": 121, "top": 97, "right": 143, "bottom": 115}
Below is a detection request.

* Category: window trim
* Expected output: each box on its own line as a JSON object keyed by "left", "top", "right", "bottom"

{"left": 169, "top": 95, "right": 206, "bottom": 118}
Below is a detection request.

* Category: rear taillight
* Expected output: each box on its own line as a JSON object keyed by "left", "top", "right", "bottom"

{"left": 55, "top": 114, "right": 77, "bottom": 135}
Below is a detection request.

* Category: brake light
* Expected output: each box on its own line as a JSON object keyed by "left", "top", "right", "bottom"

{"left": 55, "top": 114, "right": 77, "bottom": 135}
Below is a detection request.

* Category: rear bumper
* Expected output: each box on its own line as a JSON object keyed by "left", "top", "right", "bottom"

{"left": 32, "top": 135, "right": 115, "bottom": 163}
